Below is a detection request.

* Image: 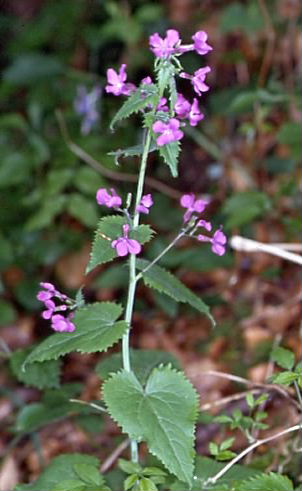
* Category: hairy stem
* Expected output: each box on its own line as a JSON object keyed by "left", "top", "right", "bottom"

{"left": 122, "top": 129, "right": 152, "bottom": 462}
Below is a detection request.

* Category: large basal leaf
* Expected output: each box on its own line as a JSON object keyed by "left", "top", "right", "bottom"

{"left": 103, "top": 366, "right": 199, "bottom": 485}
{"left": 136, "top": 259, "right": 214, "bottom": 324}
{"left": 14, "top": 454, "right": 107, "bottom": 491}
{"left": 235, "top": 472, "right": 294, "bottom": 491}
{"left": 24, "top": 302, "right": 128, "bottom": 364}
{"left": 87, "top": 215, "right": 155, "bottom": 273}
{"left": 158, "top": 140, "right": 180, "bottom": 177}
{"left": 96, "top": 349, "right": 181, "bottom": 385}
{"left": 10, "top": 347, "right": 61, "bottom": 389}
{"left": 110, "top": 84, "right": 158, "bottom": 130}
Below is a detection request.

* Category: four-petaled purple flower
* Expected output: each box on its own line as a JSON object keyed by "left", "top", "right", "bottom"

{"left": 149, "top": 29, "right": 181, "bottom": 58}
{"left": 112, "top": 224, "right": 142, "bottom": 257}
{"left": 74, "top": 85, "right": 101, "bottom": 135}
{"left": 180, "top": 66, "right": 211, "bottom": 96}
{"left": 105, "top": 64, "right": 136, "bottom": 96}
{"left": 136, "top": 194, "right": 153, "bottom": 214}
{"left": 197, "top": 227, "right": 227, "bottom": 256}
{"left": 153, "top": 118, "right": 184, "bottom": 146}
{"left": 96, "top": 188, "right": 122, "bottom": 208}
{"left": 37, "top": 282, "right": 76, "bottom": 332}
{"left": 192, "top": 31, "right": 213, "bottom": 55}
{"left": 180, "top": 193, "right": 209, "bottom": 222}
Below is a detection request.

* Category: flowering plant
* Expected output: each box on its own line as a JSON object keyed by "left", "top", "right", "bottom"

{"left": 21, "top": 29, "right": 229, "bottom": 491}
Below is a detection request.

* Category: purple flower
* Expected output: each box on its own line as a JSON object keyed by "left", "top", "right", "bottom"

{"left": 149, "top": 29, "right": 180, "bottom": 58}
{"left": 112, "top": 224, "right": 142, "bottom": 257}
{"left": 180, "top": 193, "right": 209, "bottom": 222}
{"left": 157, "top": 97, "right": 169, "bottom": 112}
{"left": 105, "top": 64, "right": 136, "bottom": 96}
{"left": 96, "top": 188, "right": 122, "bottom": 208}
{"left": 197, "top": 219, "right": 212, "bottom": 231}
{"left": 175, "top": 94, "right": 191, "bottom": 119}
{"left": 180, "top": 66, "right": 211, "bottom": 96}
{"left": 197, "top": 227, "right": 227, "bottom": 256}
{"left": 141, "top": 76, "right": 153, "bottom": 85}
{"left": 153, "top": 118, "right": 184, "bottom": 146}
{"left": 136, "top": 194, "right": 153, "bottom": 214}
{"left": 42, "top": 300, "right": 56, "bottom": 320}
{"left": 74, "top": 85, "right": 101, "bottom": 135}
{"left": 188, "top": 98, "right": 204, "bottom": 126}
{"left": 51, "top": 314, "right": 76, "bottom": 333}
{"left": 192, "top": 31, "right": 213, "bottom": 55}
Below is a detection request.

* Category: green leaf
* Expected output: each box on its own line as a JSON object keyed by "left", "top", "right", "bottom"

{"left": 222, "top": 191, "right": 271, "bottom": 228}
{"left": 10, "top": 347, "right": 61, "bottom": 389}
{"left": 271, "top": 371, "right": 298, "bottom": 386}
{"left": 15, "top": 454, "right": 100, "bottom": 490}
{"left": 158, "top": 140, "right": 180, "bottom": 177}
{"left": 103, "top": 366, "right": 199, "bottom": 485}
{"left": 110, "top": 85, "right": 157, "bottom": 130}
{"left": 170, "top": 456, "right": 262, "bottom": 490}
{"left": 3, "top": 54, "right": 64, "bottom": 85}
{"left": 96, "top": 349, "right": 181, "bottom": 385}
{"left": 0, "top": 299, "right": 17, "bottom": 324}
{"left": 139, "top": 477, "right": 158, "bottom": 491}
{"left": 277, "top": 122, "right": 301, "bottom": 159}
{"left": 53, "top": 480, "right": 85, "bottom": 491}
{"left": 87, "top": 216, "right": 155, "bottom": 272}
{"left": 108, "top": 141, "right": 157, "bottom": 163}
{"left": 136, "top": 259, "right": 214, "bottom": 324}
{"left": 25, "top": 195, "right": 67, "bottom": 230}
{"left": 24, "top": 302, "right": 128, "bottom": 364}
{"left": 236, "top": 472, "right": 294, "bottom": 491}
{"left": 15, "top": 384, "right": 86, "bottom": 433}
{"left": 67, "top": 193, "right": 98, "bottom": 228}
{"left": 271, "top": 347, "right": 295, "bottom": 370}
{"left": 73, "top": 463, "right": 103, "bottom": 485}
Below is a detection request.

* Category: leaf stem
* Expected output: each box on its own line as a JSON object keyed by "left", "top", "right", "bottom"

{"left": 122, "top": 129, "right": 152, "bottom": 462}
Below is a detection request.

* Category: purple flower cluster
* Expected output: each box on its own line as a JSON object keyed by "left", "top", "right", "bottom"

{"left": 96, "top": 188, "right": 154, "bottom": 257}
{"left": 74, "top": 85, "right": 102, "bottom": 135}
{"left": 37, "top": 283, "right": 76, "bottom": 332}
{"left": 180, "top": 194, "right": 227, "bottom": 256}
{"left": 104, "top": 28, "right": 212, "bottom": 147}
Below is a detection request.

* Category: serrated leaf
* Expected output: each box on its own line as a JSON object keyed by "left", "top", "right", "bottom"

{"left": 108, "top": 141, "right": 157, "bottom": 162}
{"left": 235, "top": 472, "right": 294, "bottom": 491}
{"left": 158, "top": 140, "right": 180, "bottom": 177}
{"left": 139, "top": 477, "right": 158, "bottom": 491}
{"left": 10, "top": 347, "right": 61, "bottom": 389}
{"left": 14, "top": 454, "right": 100, "bottom": 491}
{"left": 87, "top": 216, "right": 155, "bottom": 273}
{"left": 110, "top": 85, "right": 158, "bottom": 130}
{"left": 136, "top": 259, "right": 214, "bottom": 324}
{"left": 103, "top": 366, "right": 199, "bottom": 485}
{"left": 53, "top": 479, "right": 85, "bottom": 491}
{"left": 271, "top": 347, "right": 295, "bottom": 370}
{"left": 96, "top": 349, "right": 181, "bottom": 385}
{"left": 24, "top": 302, "right": 128, "bottom": 364}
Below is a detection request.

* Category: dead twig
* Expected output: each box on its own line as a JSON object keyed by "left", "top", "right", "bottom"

{"left": 100, "top": 439, "right": 130, "bottom": 473}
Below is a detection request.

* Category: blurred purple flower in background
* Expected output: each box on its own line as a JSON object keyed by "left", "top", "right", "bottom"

{"left": 74, "top": 85, "right": 101, "bottom": 135}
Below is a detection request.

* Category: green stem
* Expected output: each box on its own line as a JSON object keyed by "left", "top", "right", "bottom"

{"left": 122, "top": 129, "right": 152, "bottom": 462}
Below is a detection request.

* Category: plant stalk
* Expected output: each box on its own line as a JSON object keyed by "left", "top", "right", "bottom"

{"left": 122, "top": 129, "right": 152, "bottom": 462}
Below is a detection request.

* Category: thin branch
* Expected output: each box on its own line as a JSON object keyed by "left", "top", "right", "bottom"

{"left": 202, "top": 370, "right": 301, "bottom": 411}
{"left": 200, "top": 389, "right": 262, "bottom": 411}
{"left": 55, "top": 110, "right": 181, "bottom": 199}
{"left": 230, "top": 235, "right": 302, "bottom": 266}
{"left": 100, "top": 439, "right": 130, "bottom": 473}
{"left": 205, "top": 423, "right": 301, "bottom": 485}
{"left": 69, "top": 399, "right": 107, "bottom": 413}
{"left": 257, "top": 0, "right": 276, "bottom": 87}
